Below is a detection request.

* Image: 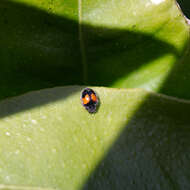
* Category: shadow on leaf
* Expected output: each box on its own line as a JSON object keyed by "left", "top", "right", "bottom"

{"left": 0, "top": 0, "right": 179, "bottom": 104}
{"left": 82, "top": 93, "right": 190, "bottom": 190}
{"left": 0, "top": 1, "right": 189, "bottom": 189}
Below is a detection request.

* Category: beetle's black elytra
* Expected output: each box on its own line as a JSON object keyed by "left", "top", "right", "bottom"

{"left": 81, "top": 88, "right": 99, "bottom": 113}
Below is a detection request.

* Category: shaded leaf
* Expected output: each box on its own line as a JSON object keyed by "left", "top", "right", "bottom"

{"left": 0, "top": 0, "right": 189, "bottom": 99}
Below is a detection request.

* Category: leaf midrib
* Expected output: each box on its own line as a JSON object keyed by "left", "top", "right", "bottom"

{"left": 78, "top": 0, "right": 87, "bottom": 84}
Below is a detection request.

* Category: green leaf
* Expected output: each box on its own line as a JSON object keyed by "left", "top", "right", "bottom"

{"left": 0, "top": 185, "right": 54, "bottom": 190}
{"left": 0, "top": 0, "right": 189, "bottom": 99}
{"left": 0, "top": 86, "right": 189, "bottom": 189}
{"left": 1, "top": 1, "right": 190, "bottom": 189}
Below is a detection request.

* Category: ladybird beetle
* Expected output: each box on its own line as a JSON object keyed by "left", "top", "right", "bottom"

{"left": 81, "top": 88, "right": 99, "bottom": 113}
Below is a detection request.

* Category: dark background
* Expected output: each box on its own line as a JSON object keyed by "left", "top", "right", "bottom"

{"left": 177, "top": 0, "right": 190, "bottom": 18}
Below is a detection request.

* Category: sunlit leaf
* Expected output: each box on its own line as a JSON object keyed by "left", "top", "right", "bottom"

{"left": 0, "top": 86, "right": 189, "bottom": 189}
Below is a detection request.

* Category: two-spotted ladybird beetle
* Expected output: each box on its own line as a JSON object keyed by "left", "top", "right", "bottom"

{"left": 81, "top": 88, "right": 99, "bottom": 113}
